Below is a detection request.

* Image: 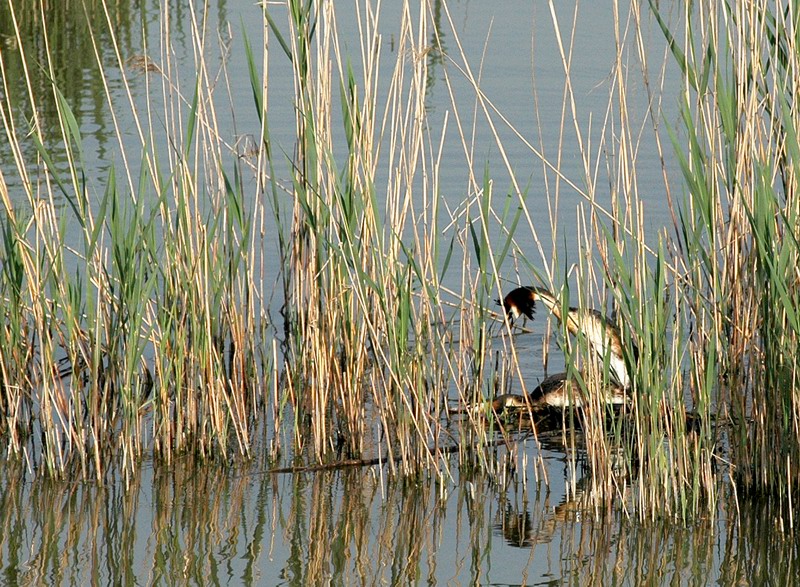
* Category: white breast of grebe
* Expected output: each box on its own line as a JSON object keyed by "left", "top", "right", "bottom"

{"left": 578, "top": 313, "right": 630, "bottom": 388}
{"left": 609, "top": 354, "right": 631, "bottom": 389}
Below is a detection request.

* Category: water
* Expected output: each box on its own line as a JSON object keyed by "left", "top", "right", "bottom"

{"left": 2, "top": 449, "right": 796, "bottom": 585}
{"left": 1, "top": 0, "right": 798, "bottom": 584}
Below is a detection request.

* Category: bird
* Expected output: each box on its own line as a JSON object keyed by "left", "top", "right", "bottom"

{"left": 498, "top": 286, "right": 638, "bottom": 389}
{"left": 528, "top": 371, "right": 627, "bottom": 409}
{"left": 474, "top": 371, "right": 627, "bottom": 416}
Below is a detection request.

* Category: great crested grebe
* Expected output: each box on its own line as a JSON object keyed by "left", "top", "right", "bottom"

{"left": 479, "top": 371, "right": 627, "bottom": 415}
{"left": 499, "top": 286, "right": 638, "bottom": 389}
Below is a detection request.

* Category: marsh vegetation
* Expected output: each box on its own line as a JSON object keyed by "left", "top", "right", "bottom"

{"left": 2, "top": 0, "right": 800, "bottom": 551}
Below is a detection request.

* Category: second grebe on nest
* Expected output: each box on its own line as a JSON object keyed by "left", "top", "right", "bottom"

{"left": 479, "top": 371, "right": 627, "bottom": 416}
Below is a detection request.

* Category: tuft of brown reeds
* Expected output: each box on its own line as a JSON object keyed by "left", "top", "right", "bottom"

{"left": 650, "top": 0, "right": 800, "bottom": 510}
{"left": 0, "top": 0, "right": 267, "bottom": 478}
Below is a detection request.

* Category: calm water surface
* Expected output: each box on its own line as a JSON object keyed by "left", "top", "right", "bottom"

{"left": 1, "top": 442, "right": 795, "bottom": 585}
{"left": 1, "top": 0, "right": 798, "bottom": 584}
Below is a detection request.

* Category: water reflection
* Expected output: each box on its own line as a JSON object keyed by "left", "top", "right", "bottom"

{"left": 0, "top": 0, "right": 137, "bottom": 119}
{"left": 0, "top": 0, "right": 138, "bottom": 189}
{"left": 720, "top": 495, "right": 800, "bottom": 585}
{"left": 2, "top": 451, "right": 797, "bottom": 585}
{"left": 0, "top": 0, "right": 233, "bottom": 200}
{"left": 424, "top": 0, "right": 445, "bottom": 107}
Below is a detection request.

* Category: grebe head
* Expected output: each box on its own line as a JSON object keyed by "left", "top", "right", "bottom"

{"left": 497, "top": 286, "right": 540, "bottom": 321}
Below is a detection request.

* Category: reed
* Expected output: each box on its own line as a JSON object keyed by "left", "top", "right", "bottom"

{"left": 0, "top": 0, "right": 267, "bottom": 478}
{"left": 480, "top": 0, "right": 721, "bottom": 521}
{"left": 4, "top": 0, "right": 800, "bottom": 527}
{"left": 256, "top": 0, "right": 511, "bottom": 478}
{"left": 645, "top": 0, "right": 800, "bottom": 513}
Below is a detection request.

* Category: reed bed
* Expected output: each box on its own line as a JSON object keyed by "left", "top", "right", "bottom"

{"left": 655, "top": 0, "right": 800, "bottom": 508}
{"left": 1, "top": 0, "right": 800, "bottom": 526}
{"left": 0, "top": 0, "right": 266, "bottom": 478}
{"left": 554, "top": 0, "right": 800, "bottom": 522}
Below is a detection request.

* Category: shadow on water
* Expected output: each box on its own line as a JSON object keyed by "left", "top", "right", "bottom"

{"left": 1, "top": 442, "right": 798, "bottom": 585}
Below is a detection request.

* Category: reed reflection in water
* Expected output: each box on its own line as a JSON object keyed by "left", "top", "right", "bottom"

{"left": 1, "top": 452, "right": 796, "bottom": 585}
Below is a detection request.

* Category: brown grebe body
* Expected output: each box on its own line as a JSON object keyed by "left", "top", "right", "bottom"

{"left": 528, "top": 371, "right": 626, "bottom": 409}
{"left": 479, "top": 371, "right": 627, "bottom": 416}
